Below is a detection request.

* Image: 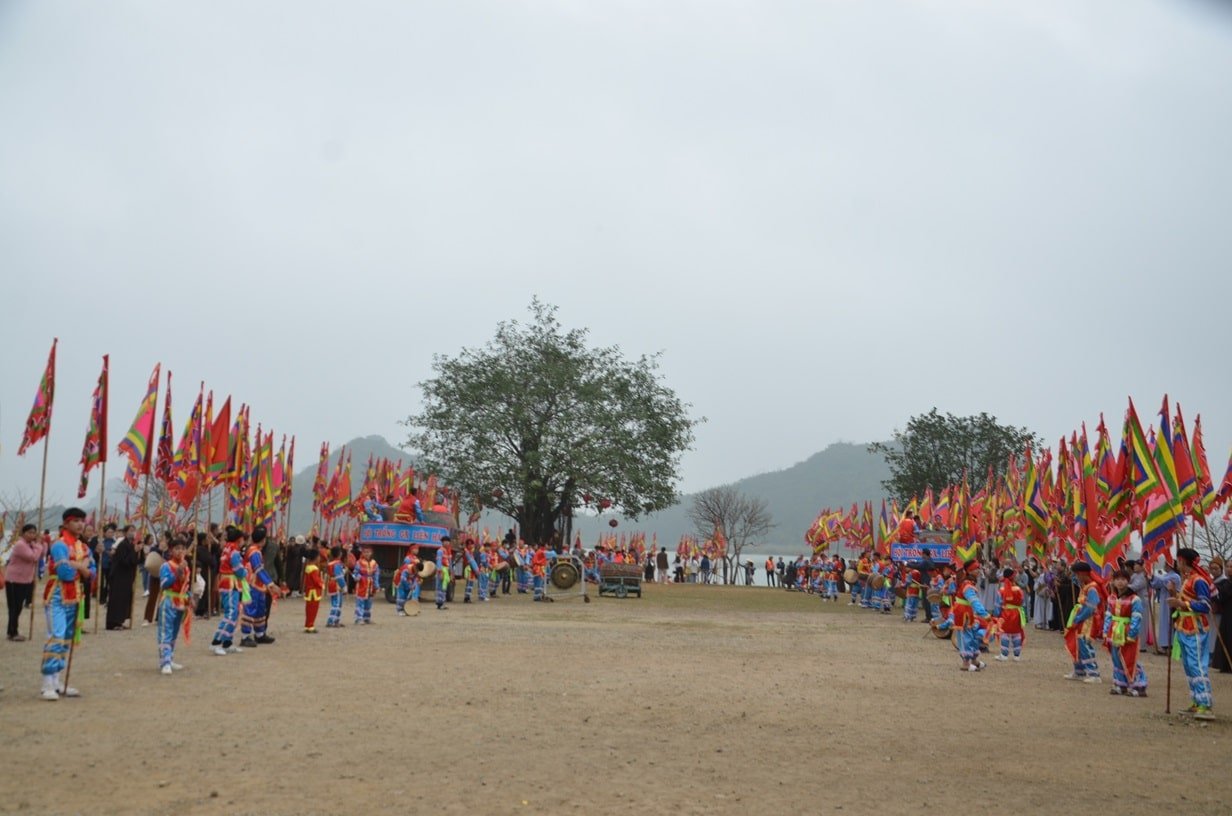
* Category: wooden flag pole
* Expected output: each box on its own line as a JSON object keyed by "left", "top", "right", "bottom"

{"left": 29, "top": 434, "right": 50, "bottom": 641}
{"left": 93, "top": 461, "right": 107, "bottom": 633}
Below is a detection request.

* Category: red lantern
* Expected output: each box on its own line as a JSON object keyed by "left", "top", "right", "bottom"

{"left": 608, "top": 518, "right": 618, "bottom": 528}
{"left": 582, "top": 493, "right": 593, "bottom": 505}
{"left": 598, "top": 498, "right": 612, "bottom": 510}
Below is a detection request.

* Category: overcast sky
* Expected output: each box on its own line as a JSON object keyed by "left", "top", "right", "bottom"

{"left": 2, "top": 1, "right": 1230, "bottom": 512}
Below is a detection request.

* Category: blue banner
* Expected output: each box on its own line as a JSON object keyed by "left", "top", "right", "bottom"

{"left": 890, "top": 542, "right": 953, "bottom": 564}
{"left": 357, "top": 522, "right": 449, "bottom": 547}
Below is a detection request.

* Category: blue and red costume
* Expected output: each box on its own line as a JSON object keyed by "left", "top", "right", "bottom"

{"left": 241, "top": 544, "right": 277, "bottom": 643}
{"left": 1064, "top": 572, "right": 1106, "bottom": 681}
{"left": 211, "top": 540, "right": 246, "bottom": 651}
{"left": 1103, "top": 591, "right": 1146, "bottom": 695}
{"left": 158, "top": 555, "right": 191, "bottom": 671}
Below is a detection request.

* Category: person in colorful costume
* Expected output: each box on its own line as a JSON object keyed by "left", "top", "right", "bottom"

{"left": 902, "top": 567, "right": 922, "bottom": 622}
{"left": 435, "top": 537, "right": 452, "bottom": 609}
{"left": 515, "top": 540, "right": 532, "bottom": 594}
{"left": 397, "top": 487, "right": 426, "bottom": 523}
{"left": 157, "top": 537, "right": 191, "bottom": 675}
{"left": 531, "top": 543, "right": 549, "bottom": 601}
{"left": 303, "top": 548, "right": 324, "bottom": 633}
{"left": 240, "top": 525, "right": 281, "bottom": 647}
{"left": 1102, "top": 567, "right": 1146, "bottom": 697}
{"left": 952, "top": 560, "right": 990, "bottom": 672}
{"left": 928, "top": 572, "right": 945, "bottom": 621}
{"left": 326, "top": 546, "right": 347, "bottom": 627}
{"left": 854, "top": 551, "right": 871, "bottom": 606}
{"left": 462, "top": 540, "right": 480, "bottom": 603}
{"left": 823, "top": 558, "right": 840, "bottom": 601}
{"left": 1063, "top": 562, "right": 1105, "bottom": 683}
{"left": 994, "top": 567, "right": 1026, "bottom": 662}
{"left": 1167, "top": 548, "right": 1214, "bottom": 719}
{"left": 352, "top": 545, "right": 379, "bottom": 624}
{"left": 394, "top": 552, "right": 419, "bottom": 616}
{"left": 211, "top": 527, "right": 247, "bottom": 655}
{"left": 39, "top": 507, "right": 94, "bottom": 701}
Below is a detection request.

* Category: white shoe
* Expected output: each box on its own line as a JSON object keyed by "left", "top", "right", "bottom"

{"left": 967, "top": 664, "right": 980, "bottom": 672}
{"left": 1083, "top": 676, "right": 1102, "bottom": 684}
{"left": 1063, "top": 673, "right": 1084, "bottom": 681}
{"left": 228, "top": 645, "right": 243, "bottom": 653}
{"left": 170, "top": 662, "right": 184, "bottom": 671}
{"left": 212, "top": 646, "right": 227, "bottom": 656}
{"left": 59, "top": 685, "right": 80, "bottom": 697}
{"left": 142, "top": 590, "right": 149, "bottom": 597}
{"left": 1012, "top": 656, "right": 1021, "bottom": 662}
{"left": 995, "top": 655, "right": 1008, "bottom": 662}
{"left": 141, "top": 621, "right": 150, "bottom": 627}
{"left": 40, "top": 676, "right": 59, "bottom": 701}
{"left": 161, "top": 665, "right": 173, "bottom": 675}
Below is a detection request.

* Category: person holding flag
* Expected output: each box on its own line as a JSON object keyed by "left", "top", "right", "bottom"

{"left": 210, "top": 526, "right": 248, "bottom": 656}
{"left": 39, "top": 507, "right": 94, "bottom": 701}
{"left": 1167, "top": 548, "right": 1215, "bottom": 720}
{"left": 1063, "top": 563, "right": 1106, "bottom": 683}
{"left": 240, "top": 525, "right": 281, "bottom": 647}
{"left": 156, "top": 536, "right": 191, "bottom": 675}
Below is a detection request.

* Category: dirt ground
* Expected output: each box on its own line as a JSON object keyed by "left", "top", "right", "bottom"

{"left": 1, "top": 582, "right": 1229, "bottom": 815}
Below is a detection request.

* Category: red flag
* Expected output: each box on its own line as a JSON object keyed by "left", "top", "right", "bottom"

{"left": 204, "top": 397, "right": 231, "bottom": 486}
{"left": 18, "top": 338, "right": 57, "bottom": 456}
{"left": 155, "top": 370, "right": 175, "bottom": 483}
{"left": 77, "top": 355, "right": 109, "bottom": 498}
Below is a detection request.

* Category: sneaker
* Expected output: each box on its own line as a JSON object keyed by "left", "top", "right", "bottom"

{"left": 1083, "top": 676, "right": 1102, "bottom": 685}
{"left": 1012, "top": 656, "right": 1022, "bottom": 662}
{"left": 240, "top": 637, "right": 258, "bottom": 648}
{"left": 170, "top": 662, "right": 184, "bottom": 671}
{"left": 995, "top": 655, "right": 1008, "bottom": 662}
{"left": 1193, "top": 706, "right": 1215, "bottom": 721}
{"left": 255, "top": 635, "right": 276, "bottom": 645}
{"left": 967, "top": 664, "right": 980, "bottom": 672}
{"left": 1063, "top": 673, "right": 1085, "bottom": 681}
{"left": 1127, "top": 689, "right": 1142, "bottom": 697}
{"left": 304, "top": 627, "right": 317, "bottom": 634}
{"left": 58, "top": 686, "right": 80, "bottom": 698}
{"left": 141, "top": 621, "right": 150, "bottom": 627}
{"left": 397, "top": 610, "right": 407, "bottom": 617}
{"left": 1109, "top": 686, "right": 1124, "bottom": 695}
{"left": 8, "top": 634, "right": 26, "bottom": 642}
{"left": 976, "top": 661, "right": 987, "bottom": 671}
{"left": 142, "top": 590, "right": 149, "bottom": 597}
{"left": 40, "top": 676, "right": 59, "bottom": 701}
{"left": 212, "top": 646, "right": 227, "bottom": 656}
{"left": 227, "top": 645, "right": 243, "bottom": 653}
{"left": 161, "top": 665, "right": 173, "bottom": 675}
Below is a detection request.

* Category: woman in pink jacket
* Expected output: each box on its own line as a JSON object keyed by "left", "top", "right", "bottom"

{"left": 5, "top": 524, "right": 47, "bottom": 641}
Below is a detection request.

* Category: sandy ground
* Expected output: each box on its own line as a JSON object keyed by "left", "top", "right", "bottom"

{"left": 1, "top": 582, "right": 1229, "bottom": 816}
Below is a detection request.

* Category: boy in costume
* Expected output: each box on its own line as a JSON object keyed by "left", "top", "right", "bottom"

{"left": 326, "top": 546, "right": 347, "bottom": 627}
{"left": 993, "top": 567, "right": 1026, "bottom": 662}
{"left": 1063, "top": 562, "right": 1105, "bottom": 683}
{"left": 353, "top": 545, "right": 379, "bottom": 624}
{"left": 157, "top": 537, "right": 191, "bottom": 674}
{"left": 211, "top": 527, "right": 247, "bottom": 656}
{"left": 39, "top": 507, "right": 94, "bottom": 700}
{"left": 1103, "top": 567, "right": 1147, "bottom": 696}
{"left": 1167, "top": 548, "right": 1214, "bottom": 719}
{"left": 240, "top": 525, "right": 281, "bottom": 647}
{"left": 303, "top": 548, "right": 324, "bottom": 633}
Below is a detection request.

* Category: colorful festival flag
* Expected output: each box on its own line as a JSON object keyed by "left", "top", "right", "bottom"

{"left": 77, "top": 355, "right": 109, "bottom": 498}
{"left": 117, "top": 363, "right": 161, "bottom": 488}
{"left": 155, "top": 371, "right": 175, "bottom": 484}
{"left": 18, "top": 338, "right": 57, "bottom": 456}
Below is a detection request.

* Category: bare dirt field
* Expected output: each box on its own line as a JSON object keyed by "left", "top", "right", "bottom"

{"left": 1, "top": 583, "right": 1229, "bottom": 815}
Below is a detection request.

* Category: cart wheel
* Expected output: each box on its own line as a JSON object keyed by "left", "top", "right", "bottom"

{"left": 616, "top": 585, "right": 628, "bottom": 599}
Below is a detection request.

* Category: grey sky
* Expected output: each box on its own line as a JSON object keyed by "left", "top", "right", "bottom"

{"left": 2, "top": 1, "right": 1230, "bottom": 512}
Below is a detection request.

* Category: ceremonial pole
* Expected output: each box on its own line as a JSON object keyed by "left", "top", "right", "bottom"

{"left": 29, "top": 433, "right": 50, "bottom": 640}
{"left": 93, "top": 461, "right": 107, "bottom": 633}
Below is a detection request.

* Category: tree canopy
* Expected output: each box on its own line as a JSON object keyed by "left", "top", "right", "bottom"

{"left": 404, "top": 299, "right": 701, "bottom": 546}
{"left": 869, "top": 409, "right": 1040, "bottom": 501}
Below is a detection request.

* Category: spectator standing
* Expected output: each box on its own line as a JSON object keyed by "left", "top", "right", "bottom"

{"left": 5, "top": 524, "right": 46, "bottom": 641}
{"left": 105, "top": 525, "right": 141, "bottom": 630}
{"left": 655, "top": 547, "right": 669, "bottom": 583}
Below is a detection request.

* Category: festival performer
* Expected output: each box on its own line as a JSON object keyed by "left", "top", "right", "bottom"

{"left": 435, "top": 537, "right": 452, "bottom": 610}
{"left": 824, "top": 558, "right": 840, "bottom": 601}
{"left": 928, "top": 571, "right": 945, "bottom": 621}
{"left": 240, "top": 526, "right": 281, "bottom": 648}
{"left": 326, "top": 546, "right": 347, "bottom": 627}
{"left": 397, "top": 487, "right": 426, "bottom": 523}
{"left": 394, "top": 553, "right": 418, "bottom": 616}
{"left": 515, "top": 539, "right": 532, "bottom": 594}
{"left": 993, "top": 567, "right": 1026, "bottom": 662}
{"left": 896, "top": 512, "right": 918, "bottom": 545}
{"left": 157, "top": 537, "right": 191, "bottom": 675}
{"left": 353, "top": 545, "right": 379, "bottom": 624}
{"left": 531, "top": 543, "right": 549, "bottom": 601}
{"left": 902, "top": 566, "right": 922, "bottom": 623}
{"left": 951, "top": 560, "right": 990, "bottom": 672}
{"left": 481, "top": 542, "right": 499, "bottom": 601}
{"left": 1063, "top": 563, "right": 1105, "bottom": 683}
{"left": 1102, "top": 567, "right": 1147, "bottom": 697}
{"left": 303, "top": 549, "right": 324, "bottom": 633}
{"left": 855, "top": 550, "right": 872, "bottom": 607}
{"left": 462, "top": 540, "right": 480, "bottom": 603}
{"left": 39, "top": 507, "right": 94, "bottom": 701}
{"left": 211, "top": 527, "right": 247, "bottom": 656}
{"left": 1166, "top": 548, "right": 1214, "bottom": 719}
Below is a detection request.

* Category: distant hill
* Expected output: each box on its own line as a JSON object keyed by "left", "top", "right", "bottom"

{"left": 286, "top": 435, "right": 410, "bottom": 533}
{"left": 569, "top": 441, "right": 891, "bottom": 551}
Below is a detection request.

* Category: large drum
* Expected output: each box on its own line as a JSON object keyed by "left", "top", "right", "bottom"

{"left": 843, "top": 568, "right": 858, "bottom": 585}
{"left": 870, "top": 574, "right": 886, "bottom": 590}
{"left": 417, "top": 561, "right": 437, "bottom": 580}
{"left": 926, "top": 589, "right": 942, "bottom": 605}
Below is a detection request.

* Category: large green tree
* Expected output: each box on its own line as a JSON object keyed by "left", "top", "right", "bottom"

{"left": 404, "top": 299, "right": 701, "bottom": 546}
{"left": 869, "top": 409, "right": 1040, "bottom": 501}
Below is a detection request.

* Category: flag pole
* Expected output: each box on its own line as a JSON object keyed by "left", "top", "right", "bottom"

{"left": 29, "top": 434, "right": 50, "bottom": 640}
{"left": 93, "top": 461, "right": 107, "bottom": 633}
